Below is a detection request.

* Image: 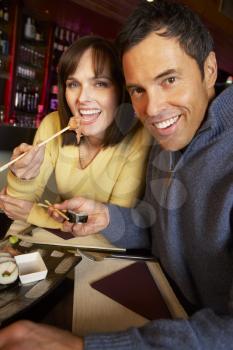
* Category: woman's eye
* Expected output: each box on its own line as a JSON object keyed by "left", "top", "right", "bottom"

{"left": 66, "top": 81, "right": 79, "bottom": 88}
{"left": 95, "top": 81, "right": 108, "bottom": 88}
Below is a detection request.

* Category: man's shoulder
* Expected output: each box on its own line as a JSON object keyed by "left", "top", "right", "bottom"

{"left": 210, "top": 85, "right": 233, "bottom": 127}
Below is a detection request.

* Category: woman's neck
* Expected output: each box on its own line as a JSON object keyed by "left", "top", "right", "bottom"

{"left": 83, "top": 135, "right": 103, "bottom": 148}
{"left": 78, "top": 136, "right": 103, "bottom": 169}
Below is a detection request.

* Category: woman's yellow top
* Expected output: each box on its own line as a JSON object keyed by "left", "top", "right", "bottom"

{"left": 7, "top": 112, "right": 151, "bottom": 228}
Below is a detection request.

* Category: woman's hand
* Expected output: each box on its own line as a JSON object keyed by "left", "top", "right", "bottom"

{"left": 0, "top": 194, "right": 33, "bottom": 221}
{"left": 10, "top": 143, "right": 45, "bottom": 180}
{"left": 48, "top": 197, "right": 110, "bottom": 236}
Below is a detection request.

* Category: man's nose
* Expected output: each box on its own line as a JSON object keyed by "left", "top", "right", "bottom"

{"left": 146, "top": 89, "right": 167, "bottom": 117}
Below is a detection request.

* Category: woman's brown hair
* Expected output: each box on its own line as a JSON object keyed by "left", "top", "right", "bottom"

{"left": 57, "top": 35, "right": 139, "bottom": 147}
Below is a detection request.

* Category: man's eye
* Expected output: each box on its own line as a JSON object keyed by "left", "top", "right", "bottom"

{"left": 166, "top": 77, "right": 176, "bottom": 84}
{"left": 161, "top": 76, "right": 177, "bottom": 89}
{"left": 129, "top": 87, "right": 144, "bottom": 97}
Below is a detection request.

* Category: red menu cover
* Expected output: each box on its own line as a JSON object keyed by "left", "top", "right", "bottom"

{"left": 47, "top": 228, "right": 73, "bottom": 240}
{"left": 91, "top": 261, "right": 171, "bottom": 320}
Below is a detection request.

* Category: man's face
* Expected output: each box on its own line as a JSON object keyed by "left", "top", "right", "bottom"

{"left": 123, "top": 32, "right": 216, "bottom": 151}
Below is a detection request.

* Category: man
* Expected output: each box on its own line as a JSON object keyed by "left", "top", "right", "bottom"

{"left": 0, "top": 0, "right": 233, "bottom": 349}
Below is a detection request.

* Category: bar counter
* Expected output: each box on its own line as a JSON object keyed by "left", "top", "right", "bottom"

{"left": 0, "top": 124, "right": 36, "bottom": 151}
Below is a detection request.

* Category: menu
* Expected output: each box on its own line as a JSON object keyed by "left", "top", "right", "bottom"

{"left": 6, "top": 220, "right": 125, "bottom": 251}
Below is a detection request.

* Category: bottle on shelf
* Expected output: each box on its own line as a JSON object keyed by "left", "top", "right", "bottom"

{"left": 71, "top": 31, "right": 76, "bottom": 43}
{"left": 11, "top": 11, "right": 50, "bottom": 126}
{"left": 58, "top": 27, "right": 64, "bottom": 53}
{"left": 14, "top": 82, "right": 40, "bottom": 114}
{"left": 24, "top": 17, "right": 36, "bottom": 40}
{"left": 0, "top": 29, "right": 9, "bottom": 56}
{"left": 14, "top": 83, "right": 22, "bottom": 110}
{"left": 64, "top": 29, "right": 70, "bottom": 51}
{"left": 21, "top": 86, "right": 27, "bottom": 112}
{"left": 49, "top": 84, "right": 58, "bottom": 112}
{"left": 35, "top": 104, "right": 44, "bottom": 127}
{"left": 0, "top": 105, "right": 4, "bottom": 123}
{"left": 0, "top": 29, "right": 9, "bottom": 73}
{"left": 0, "top": 1, "right": 3, "bottom": 23}
{"left": 34, "top": 85, "right": 40, "bottom": 112}
{"left": 3, "top": 1, "right": 9, "bottom": 22}
{"left": 35, "top": 30, "right": 43, "bottom": 43}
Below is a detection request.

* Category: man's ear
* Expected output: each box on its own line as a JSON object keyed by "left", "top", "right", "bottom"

{"left": 204, "top": 51, "right": 217, "bottom": 89}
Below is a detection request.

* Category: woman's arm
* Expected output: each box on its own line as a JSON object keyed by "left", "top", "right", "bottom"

{"left": 6, "top": 113, "right": 61, "bottom": 226}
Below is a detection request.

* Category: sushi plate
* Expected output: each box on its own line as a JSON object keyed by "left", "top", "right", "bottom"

{"left": 0, "top": 237, "right": 81, "bottom": 327}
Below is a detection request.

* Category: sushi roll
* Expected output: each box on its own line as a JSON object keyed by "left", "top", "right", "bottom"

{"left": 0, "top": 253, "right": 18, "bottom": 284}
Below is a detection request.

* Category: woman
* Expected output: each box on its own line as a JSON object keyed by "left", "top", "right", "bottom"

{"left": 1, "top": 35, "right": 151, "bottom": 231}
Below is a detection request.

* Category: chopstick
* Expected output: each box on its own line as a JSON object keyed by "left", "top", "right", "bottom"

{"left": 37, "top": 200, "right": 70, "bottom": 221}
{"left": 44, "top": 200, "right": 70, "bottom": 221}
{"left": 0, "top": 125, "right": 71, "bottom": 173}
{"left": 37, "top": 200, "right": 102, "bottom": 222}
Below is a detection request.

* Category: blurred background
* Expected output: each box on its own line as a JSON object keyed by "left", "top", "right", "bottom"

{"left": 0, "top": 0, "right": 232, "bottom": 188}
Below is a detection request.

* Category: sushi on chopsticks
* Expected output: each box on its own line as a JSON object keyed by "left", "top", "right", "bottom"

{"left": 0, "top": 115, "right": 82, "bottom": 173}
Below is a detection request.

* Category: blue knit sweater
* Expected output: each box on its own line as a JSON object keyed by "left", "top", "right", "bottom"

{"left": 85, "top": 85, "right": 233, "bottom": 350}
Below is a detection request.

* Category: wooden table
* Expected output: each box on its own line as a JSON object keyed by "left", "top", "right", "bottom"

{"left": 72, "top": 257, "right": 149, "bottom": 336}
{"left": 6, "top": 220, "right": 187, "bottom": 334}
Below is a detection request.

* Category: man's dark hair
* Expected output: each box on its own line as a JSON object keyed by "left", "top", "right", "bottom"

{"left": 116, "top": 0, "right": 214, "bottom": 76}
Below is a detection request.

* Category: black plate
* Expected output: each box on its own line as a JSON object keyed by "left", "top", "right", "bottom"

{"left": 0, "top": 237, "right": 81, "bottom": 327}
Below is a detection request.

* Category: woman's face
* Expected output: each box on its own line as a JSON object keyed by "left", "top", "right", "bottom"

{"left": 65, "top": 48, "right": 119, "bottom": 141}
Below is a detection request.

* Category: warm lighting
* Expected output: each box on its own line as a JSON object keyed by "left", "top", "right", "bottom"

{"left": 226, "top": 76, "right": 233, "bottom": 85}
{"left": 146, "top": 0, "right": 154, "bottom": 2}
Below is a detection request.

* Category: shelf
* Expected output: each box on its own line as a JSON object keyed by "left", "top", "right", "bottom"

{"left": 21, "top": 38, "right": 46, "bottom": 47}
{"left": 17, "top": 62, "right": 44, "bottom": 71}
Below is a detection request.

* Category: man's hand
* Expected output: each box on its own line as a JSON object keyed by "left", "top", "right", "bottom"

{"left": 0, "top": 194, "right": 33, "bottom": 221}
{"left": 0, "top": 320, "right": 84, "bottom": 350}
{"left": 48, "top": 197, "right": 110, "bottom": 236}
{"left": 10, "top": 142, "right": 45, "bottom": 180}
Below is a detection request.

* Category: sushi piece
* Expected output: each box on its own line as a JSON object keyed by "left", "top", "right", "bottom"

{"left": 68, "top": 116, "right": 83, "bottom": 144}
{"left": 68, "top": 116, "right": 81, "bottom": 130}
{"left": 0, "top": 259, "right": 18, "bottom": 284}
